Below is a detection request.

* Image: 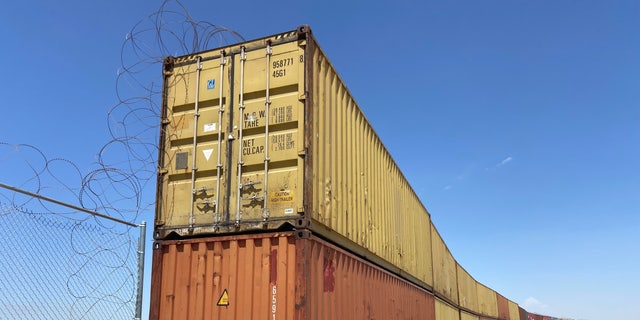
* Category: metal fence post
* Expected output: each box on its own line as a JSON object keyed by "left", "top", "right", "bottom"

{"left": 135, "top": 221, "right": 147, "bottom": 320}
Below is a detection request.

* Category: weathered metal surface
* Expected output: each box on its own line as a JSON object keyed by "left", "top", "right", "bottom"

{"left": 431, "top": 224, "right": 458, "bottom": 305}
{"left": 508, "top": 299, "right": 520, "bottom": 320}
{"left": 519, "top": 306, "right": 528, "bottom": 320}
{"left": 461, "top": 311, "right": 479, "bottom": 320}
{"left": 476, "top": 282, "right": 498, "bottom": 317}
{"left": 435, "top": 299, "right": 460, "bottom": 320}
{"left": 456, "top": 263, "right": 478, "bottom": 313}
{"left": 496, "top": 293, "right": 510, "bottom": 319}
{"left": 149, "top": 231, "right": 436, "bottom": 320}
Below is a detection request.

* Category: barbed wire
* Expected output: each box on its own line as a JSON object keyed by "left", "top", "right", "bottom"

{"left": 0, "top": 0, "right": 244, "bottom": 318}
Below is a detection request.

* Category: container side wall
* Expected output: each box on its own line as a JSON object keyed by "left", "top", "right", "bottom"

{"left": 519, "top": 307, "right": 527, "bottom": 320}
{"left": 508, "top": 300, "right": 520, "bottom": 320}
{"left": 308, "top": 39, "right": 433, "bottom": 288}
{"left": 476, "top": 282, "right": 498, "bottom": 317}
{"left": 461, "top": 311, "right": 480, "bottom": 320}
{"left": 306, "top": 234, "right": 435, "bottom": 320}
{"left": 431, "top": 224, "right": 459, "bottom": 305}
{"left": 149, "top": 232, "right": 436, "bottom": 320}
{"left": 496, "top": 293, "right": 509, "bottom": 320}
{"left": 456, "top": 264, "right": 478, "bottom": 313}
{"left": 435, "top": 299, "right": 460, "bottom": 320}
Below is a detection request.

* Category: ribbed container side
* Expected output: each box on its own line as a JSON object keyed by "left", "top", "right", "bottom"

{"left": 508, "top": 300, "right": 520, "bottom": 320}
{"left": 156, "top": 25, "right": 435, "bottom": 292}
{"left": 527, "top": 313, "right": 543, "bottom": 320}
{"left": 461, "top": 311, "right": 479, "bottom": 320}
{"left": 307, "top": 30, "right": 433, "bottom": 289}
{"left": 149, "top": 231, "right": 436, "bottom": 320}
{"left": 476, "top": 282, "right": 498, "bottom": 317}
{"left": 496, "top": 293, "right": 510, "bottom": 319}
{"left": 435, "top": 299, "right": 460, "bottom": 320}
{"left": 431, "top": 224, "right": 458, "bottom": 305}
{"left": 519, "top": 307, "right": 527, "bottom": 320}
{"left": 456, "top": 263, "right": 478, "bottom": 313}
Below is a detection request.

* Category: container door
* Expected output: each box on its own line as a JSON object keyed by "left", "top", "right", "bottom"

{"left": 227, "top": 40, "right": 306, "bottom": 231}
{"left": 156, "top": 53, "right": 231, "bottom": 236}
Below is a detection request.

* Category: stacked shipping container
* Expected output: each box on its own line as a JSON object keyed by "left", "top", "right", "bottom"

{"left": 151, "top": 25, "right": 561, "bottom": 320}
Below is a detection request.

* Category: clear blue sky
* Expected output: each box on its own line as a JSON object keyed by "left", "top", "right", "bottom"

{"left": 2, "top": 1, "right": 638, "bottom": 319}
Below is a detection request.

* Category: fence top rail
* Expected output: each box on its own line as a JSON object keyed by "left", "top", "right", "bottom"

{"left": 0, "top": 182, "right": 139, "bottom": 227}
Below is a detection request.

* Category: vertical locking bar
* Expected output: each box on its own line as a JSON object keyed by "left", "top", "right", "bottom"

{"left": 263, "top": 42, "right": 272, "bottom": 221}
{"left": 214, "top": 52, "right": 226, "bottom": 224}
{"left": 189, "top": 56, "right": 203, "bottom": 229}
{"left": 235, "top": 47, "right": 247, "bottom": 224}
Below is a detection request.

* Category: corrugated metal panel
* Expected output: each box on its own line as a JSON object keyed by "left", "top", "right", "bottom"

{"left": 456, "top": 263, "right": 478, "bottom": 313}
{"left": 519, "top": 307, "right": 527, "bottom": 320}
{"left": 155, "top": 26, "right": 434, "bottom": 290}
{"left": 461, "top": 311, "right": 479, "bottom": 320}
{"left": 528, "top": 313, "right": 543, "bottom": 320}
{"left": 435, "top": 299, "right": 460, "bottom": 320}
{"left": 431, "top": 224, "right": 458, "bottom": 305}
{"left": 476, "top": 282, "right": 498, "bottom": 317}
{"left": 149, "top": 231, "right": 436, "bottom": 320}
{"left": 508, "top": 300, "right": 520, "bottom": 320}
{"left": 496, "top": 293, "right": 509, "bottom": 319}
{"left": 308, "top": 37, "right": 434, "bottom": 288}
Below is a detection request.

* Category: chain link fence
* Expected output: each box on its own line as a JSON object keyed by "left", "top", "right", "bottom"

{"left": 0, "top": 201, "right": 144, "bottom": 320}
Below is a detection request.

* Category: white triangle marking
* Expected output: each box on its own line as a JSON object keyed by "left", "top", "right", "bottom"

{"left": 202, "top": 149, "right": 213, "bottom": 161}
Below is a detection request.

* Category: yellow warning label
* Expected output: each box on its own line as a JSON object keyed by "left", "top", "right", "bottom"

{"left": 217, "top": 289, "right": 229, "bottom": 306}
{"left": 270, "top": 190, "right": 294, "bottom": 203}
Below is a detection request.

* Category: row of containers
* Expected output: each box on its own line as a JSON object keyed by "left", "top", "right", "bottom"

{"left": 150, "top": 25, "right": 564, "bottom": 319}
{"left": 151, "top": 232, "right": 564, "bottom": 320}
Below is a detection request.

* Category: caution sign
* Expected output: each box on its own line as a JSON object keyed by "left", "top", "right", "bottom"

{"left": 217, "top": 289, "right": 229, "bottom": 307}
{"left": 270, "top": 190, "right": 294, "bottom": 203}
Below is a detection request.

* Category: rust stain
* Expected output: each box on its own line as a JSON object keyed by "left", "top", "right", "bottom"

{"left": 322, "top": 258, "right": 335, "bottom": 292}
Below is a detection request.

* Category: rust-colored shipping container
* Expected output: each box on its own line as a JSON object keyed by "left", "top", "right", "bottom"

{"left": 155, "top": 25, "right": 434, "bottom": 291}
{"left": 435, "top": 299, "right": 459, "bottom": 320}
{"left": 456, "top": 263, "right": 478, "bottom": 313}
{"left": 476, "top": 282, "right": 498, "bottom": 317}
{"left": 496, "top": 293, "right": 510, "bottom": 319}
{"left": 149, "top": 231, "right": 436, "bottom": 320}
{"left": 519, "top": 306, "right": 528, "bottom": 320}
{"left": 528, "top": 313, "right": 543, "bottom": 320}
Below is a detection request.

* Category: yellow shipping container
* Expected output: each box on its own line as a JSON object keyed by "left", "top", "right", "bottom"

{"left": 508, "top": 300, "right": 520, "bottom": 320}
{"left": 460, "top": 311, "right": 479, "bottom": 320}
{"left": 476, "top": 282, "right": 498, "bottom": 317}
{"left": 431, "top": 224, "right": 459, "bottom": 305}
{"left": 456, "top": 264, "right": 478, "bottom": 313}
{"left": 435, "top": 299, "right": 460, "bottom": 320}
{"left": 155, "top": 26, "right": 433, "bottom": 289}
